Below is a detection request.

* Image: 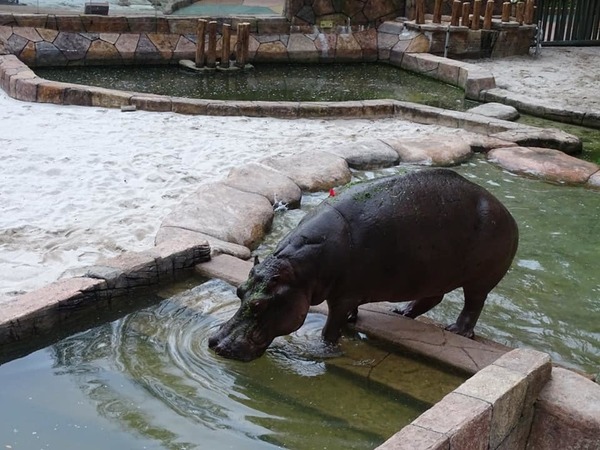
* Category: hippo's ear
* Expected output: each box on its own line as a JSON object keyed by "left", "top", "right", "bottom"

{"left": 254, "top": 255, "right": 260, "bottom": 266}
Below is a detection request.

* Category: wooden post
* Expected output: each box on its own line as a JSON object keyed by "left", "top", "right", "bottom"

{"left": 524, "top": 0, "right": 534, "bottom": 24}
{"left": 195, "top": 19, "right": 207, "bottom": 68}
{"left": 205, "top": 21, "right": 217, "bottom": 68}
{"left": 220, "top": 23, "right": 231, "bottom": 69}
{"left": 501, "top": 2, "right": 511, "bottom": 22}
{"left": 516, "top": 1, "right": 525, "bottom": 24}
{"left": 461, "top": 2, "right": 470, "bottom": 27}
{"left": 471, "top": 0, "right": 481, "bottom": 30}
{"left": 451, "top": 0, "right": 462, "bottom": 26}
{"left": 483, "top": 0, "right": 494, "bottom": 29}
{"left": 433, "top": 0, "right": 443, "bottom": 24}
{"left": 235, "top": 22, "right": 250, "bottom": 68}
{"left": 415, "top": 0, "right": 425, "bottom": 24}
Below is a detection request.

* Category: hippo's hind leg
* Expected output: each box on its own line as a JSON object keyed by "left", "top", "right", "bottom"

{"left": 393, "top": 295, "right": 444, "bottom": 318}
{"left": 446, "top": 287, "right": 488, "bottom": 338}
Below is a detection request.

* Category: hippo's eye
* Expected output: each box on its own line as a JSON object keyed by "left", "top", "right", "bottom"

{"left": 250, "top": 298, "right": 269, "bottom": 316}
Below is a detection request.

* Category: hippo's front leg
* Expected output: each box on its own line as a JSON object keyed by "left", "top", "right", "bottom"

{"left": 322, "top": 298, "right": 354, "bottom": 343}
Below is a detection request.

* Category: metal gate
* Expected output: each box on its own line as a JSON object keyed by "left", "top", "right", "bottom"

{"left": 537, "top": 0, "right": 600, "bottom": 45}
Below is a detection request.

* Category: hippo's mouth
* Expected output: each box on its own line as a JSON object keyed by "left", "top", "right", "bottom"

{"left": 208, "top": 325, "right": 272, "bottom": 362}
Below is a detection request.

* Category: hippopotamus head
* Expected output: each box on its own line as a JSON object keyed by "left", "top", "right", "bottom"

{"left": 208, "top": 256, "right": 311, "bottom": 361}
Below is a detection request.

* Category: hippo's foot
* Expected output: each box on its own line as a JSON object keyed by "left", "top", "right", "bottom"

{"left": 445, "top": 323, "right": 475, "bottom": 339}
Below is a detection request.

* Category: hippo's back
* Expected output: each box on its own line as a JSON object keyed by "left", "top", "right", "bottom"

{"left": 323, "top": 169, "right": 519, "bottom": 300}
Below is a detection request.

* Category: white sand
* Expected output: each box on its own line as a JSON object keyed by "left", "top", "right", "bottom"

{"left": 469, "top": 47, "right": 600, "bottom": 112}
{"left": 2, "top": 47, "right": 598, "bottom": 301}
{"left": 0, "top": 91, "right": 459, "bottom": 300}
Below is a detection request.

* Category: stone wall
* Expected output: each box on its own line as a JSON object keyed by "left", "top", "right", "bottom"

{"left": 285, "top": 0, "right": 405, "bottom": 27}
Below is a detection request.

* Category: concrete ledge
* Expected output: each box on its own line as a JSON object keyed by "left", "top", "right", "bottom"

{"left": 527, "top": 367, "right": 600, "bottom": 449}
{"left": 378, "top": 348, "right": 553, "bottom": 450}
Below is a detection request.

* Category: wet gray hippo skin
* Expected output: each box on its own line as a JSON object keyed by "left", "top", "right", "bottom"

{"left": 209, "top": 169, "right": 519, "bottom": 361}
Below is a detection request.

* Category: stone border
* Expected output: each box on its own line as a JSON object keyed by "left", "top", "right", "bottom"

{"left": 483, "top": 87, "right": 600, "bottom": 129}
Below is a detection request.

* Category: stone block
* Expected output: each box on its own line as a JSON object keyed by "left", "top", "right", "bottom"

{"left": 155, "top": 226, "right": 251, "bottom": 260}
{"left": 490, "top": 128, "right": 583, "bottom": 155}
{"left": 467, "top": 102, "right": 519, "bottom": 121}
{"left": 491, "top": 348, "right": 552, "bottom": 408}
{"left": 464, "top": 70, "right": 496, "bottom": 100}
{"left": 63, "top": 85, "right": 93, "bottom": 106}
{"left": 90, "top": 86, "right": 133, "bottom": 108}
{"left": 254, "top": 101, "right": 300, "bottom": 119}
{"left": 527, "top": 367, "right": 600, "bottom": 450}
{"left": 287, "top": 33, "right": 318, "bottom": 62}
{"left": 326, "top": 139, "right": 400, "bottom": 169}
{"left": 37, "top": 80, "right": 67, "bottom": 104}
{"left": 152, "top": 238, "right": 211, "bottom": 273}
{"left": 0, "top": 277, "right": 106, "bottom": 343}
{"left": 383, "top": 135, "right": 472, "bottom": 166}
{"left": 171, "top": 97, "right": 210, "bottom": 115}
{"left": 455, "top": 364, "right": 528, "bottom": 448}
{"left": 376, "top": 424, "right": 449, "bottom": 450}
{"left": 260, "top": 150, "right": 351, "bottom": 192}
{"left": 195, "top": 254, "right": 253, "bottom": 287}
{"left": 130, "top": 94, "right": 172, "bottom": 112}
{"left": 91, "top": 250, "right": 160, "bottom": 289}
{"left": 364, "top": 98, "right": 397, "bottom": 117}
{"left": 587, "top": 171, "right": 600, "bottom": 189}
{"left": 14, "top": 74, "right": 41, "bottom": 102}
{"left": 160, "top": 182, "right": 274, "bottom": 249}
{"left": 436, "top": 61, "right": 461, "bottom": 86}
{"left": 411, "top": 392, "right": 492, "bottom": 450}
{"left": 224, "top": 162, "right": 302, "bottom": 208}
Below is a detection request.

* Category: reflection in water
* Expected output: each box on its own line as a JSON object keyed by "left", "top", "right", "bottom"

{"left": 45, "top": 280, "right": 435, "bottom": 450}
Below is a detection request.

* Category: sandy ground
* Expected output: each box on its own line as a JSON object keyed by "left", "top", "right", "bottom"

{"left": 0, "top": 91, "right": 463, "bottom": 301}
{"left": 469, "top": 46, "right": 600, "bottom": 113}
{"left": 0, "top": 46, "right": 598, "bottom": 301}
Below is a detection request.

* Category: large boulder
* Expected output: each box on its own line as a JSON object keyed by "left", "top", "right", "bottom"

{"left": 467, "top": 102, "right": 520, "bottom": 121}
{"left": 491, "top": 127, "right": 582, "bottom": 155}
{"left": 487, "top": 146, "right": 599, "bottom": 185}
{"left": 260, "top": 151, "right": 352, "bottom": 192}
{"left": 159, "top": 182, "right": 273, "bottom": 250}
{"left": 326, "top": 139, "right": 400, "bottom": 169}
{"left": 382, "top": 135, "right": 473, "bottom": 166}
{"left": 223, "top": 162, "right": 302, "bottom": 209}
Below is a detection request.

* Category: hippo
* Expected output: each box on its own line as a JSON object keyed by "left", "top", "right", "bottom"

{"left": 209, "top": 169, "right": 519, "bottom": 361}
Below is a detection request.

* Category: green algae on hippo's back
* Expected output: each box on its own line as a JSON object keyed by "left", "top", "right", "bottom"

{"left": 210, "top": 169, "right": 518, "bottom": 361}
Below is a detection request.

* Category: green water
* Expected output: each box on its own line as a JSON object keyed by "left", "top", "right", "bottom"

{"left": 257, "top": 160, "right": 600, "bottom": 377}
{"left": 35, "top": 63, "right": 477, "bottom": 110}
{"left": 517, "top": 114, "right": 600, "bottom": 164}
{"left": 0, "top": 277, "right": 465, "bottom": 450}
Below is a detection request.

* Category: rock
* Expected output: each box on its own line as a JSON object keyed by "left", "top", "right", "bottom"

{"left": 382, "top": 135, "right": 473, "bottom": 166}
{"left": 223, "top": 162, "right": 302, "bottom": 209}
{"left": 326, "top": 139, "right": 400, "bottom": 169}
{"left": 491, "top": 127, "right": 582, "bottom": 155}
{"left": 467, "top": 102, "right": 520, "bottom": 121}
{"left": 155, "top": 226, "right": 251, "bottom": 260}
{"left": 487, "top": 146, "right": 599, "bottom": 185}
{"left": 260, "top": 151, "right": 352, "bottom": 192}
{"left": 460, "top": 132, "right": 518, "bottom": 153}
{"left": 587, "top": 171, "right": 600, "bottom": 189}
{"left": 528, "top": 367, "right": 600, "bottom": 450}
{"left": 0, "top": 36, "right": 10, "bottom": 55}
{"left": 160, "top": 182, "right": 274, "bottom": 250}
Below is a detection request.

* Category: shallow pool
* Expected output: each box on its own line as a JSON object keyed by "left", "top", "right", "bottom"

{"left": 35, "top": 63, "right": 477, "bottom": 110}
{"left": 0, "top": 277, "right": 466, "bottom": 450}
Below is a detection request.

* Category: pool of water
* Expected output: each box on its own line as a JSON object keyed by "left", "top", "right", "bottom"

{"left": 256, "top": 159, "right": 600, "bottom": 377}
{"left": 0, "top": 277, "right": 466, "bottom": 450}
{"left": 35, "top": 63, "right": 477, "bottom": 110}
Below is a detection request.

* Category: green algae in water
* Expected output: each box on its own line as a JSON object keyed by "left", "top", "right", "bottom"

{"left": 34, "top": 63, "right": 477, "bottom": 110}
